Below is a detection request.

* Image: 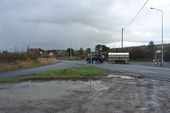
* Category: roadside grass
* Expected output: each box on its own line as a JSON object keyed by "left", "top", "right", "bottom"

{"left": 0, "top": 66, "right": 106, "bottom": 83}
{"left": 0, "top": 60, "right": 42, "bottom": 72}
{"left": 0, "top": 60, "right": 59, "bottom": 72}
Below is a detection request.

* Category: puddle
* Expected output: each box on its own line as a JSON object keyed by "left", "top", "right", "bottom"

{"left": 106, "top": 74, "right": 134, "bottom": 79}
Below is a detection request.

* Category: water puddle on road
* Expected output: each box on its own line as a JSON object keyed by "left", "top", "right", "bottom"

{"left": 106, "top": 74, "right": 134, "bottom": 79}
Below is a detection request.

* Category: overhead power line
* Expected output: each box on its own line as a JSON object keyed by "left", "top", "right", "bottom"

{"left": 121, "top": 0, "right": 149, "bottom": 48}
{"left": 124, "top": 0, "right": 149, "bottom": 29}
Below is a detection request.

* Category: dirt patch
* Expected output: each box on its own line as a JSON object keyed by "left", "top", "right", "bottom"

{"left": 0, "top": 76, "right": 170, "bottom": 113}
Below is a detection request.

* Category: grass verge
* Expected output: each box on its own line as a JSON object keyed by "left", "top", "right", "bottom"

{"left": 0, "top": 66, "right": 106, "bottom": 83}
{"left": 0, "top": 60, "right": 59, "bottom": 72}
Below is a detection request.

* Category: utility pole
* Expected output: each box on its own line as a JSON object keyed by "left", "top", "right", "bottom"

{"left": 70, "top": 37, "right": 73, "bottom": 59}
{"left": 121, "top": 28, "right": 124, "bottom": 48}
{"left": 121, "top": 0, "right": 149, "bottom": 49}
{"left": 15, "top": 46, "right": 17, "bottom": 53}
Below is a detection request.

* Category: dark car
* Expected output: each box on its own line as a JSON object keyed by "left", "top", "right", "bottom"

{"left": 86, "top": 54, "right": 104, "bottom": 63}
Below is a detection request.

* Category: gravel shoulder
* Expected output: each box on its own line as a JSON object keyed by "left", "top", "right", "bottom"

{"left": 0, "top": 75, "right": 170, "bottom": 113}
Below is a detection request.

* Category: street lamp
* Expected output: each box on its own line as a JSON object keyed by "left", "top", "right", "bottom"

{"left": 150, "top": 7, "right": 164, "bottom": 67}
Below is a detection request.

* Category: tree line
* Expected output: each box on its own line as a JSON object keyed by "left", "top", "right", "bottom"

{"left": 65, "top": 41, "right": 170, "bottom": 61}
{"left": 1, "top": 41, "right": 170, "bottom": 62}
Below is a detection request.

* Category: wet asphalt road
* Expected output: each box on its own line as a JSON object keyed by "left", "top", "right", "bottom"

{"left": 0, "top": 60, "right": 85, "bottom": 78}
{"left": 98, "top": 62, "right": 170, "bottom": 81}
{"left": 0, "top": 60, "right": 170, "bottom": 81}
{"left": 1, "top": 61, "right": 170, "bottom": 113}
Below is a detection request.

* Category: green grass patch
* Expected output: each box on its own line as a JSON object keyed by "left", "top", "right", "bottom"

{"left": 0, "top": 66, "right": 106, "bottom": 83}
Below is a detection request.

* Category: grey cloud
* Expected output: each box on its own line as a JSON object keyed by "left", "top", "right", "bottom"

{"left": 22, "top": 0, "right": 120, "bottom": 29}
{"left": 0, "top": 0, "right": 170, "bottom": 50}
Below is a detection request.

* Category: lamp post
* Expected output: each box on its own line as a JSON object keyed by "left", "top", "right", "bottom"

{"left": 151, "top": 7, "right": 164, "bottom": 67}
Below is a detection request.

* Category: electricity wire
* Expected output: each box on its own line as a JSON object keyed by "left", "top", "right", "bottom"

{"left": 124, "top": 0, "right": 149, "bottom": 29}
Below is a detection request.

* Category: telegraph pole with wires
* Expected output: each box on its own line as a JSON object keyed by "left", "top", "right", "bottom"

{"left": 121, "top": 28, "right": 124, "bottom": 48}
{"left": 121, "top": 0, "right": 149, "bottom": 48}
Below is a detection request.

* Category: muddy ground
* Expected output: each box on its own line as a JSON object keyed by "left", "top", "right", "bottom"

{"left": 0, "top": 75, "right": 170, "bottom": 113}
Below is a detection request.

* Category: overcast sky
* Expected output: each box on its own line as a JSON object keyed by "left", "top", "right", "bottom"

{"left": 0, "top": 0, "right": 170, "bottom": 51}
